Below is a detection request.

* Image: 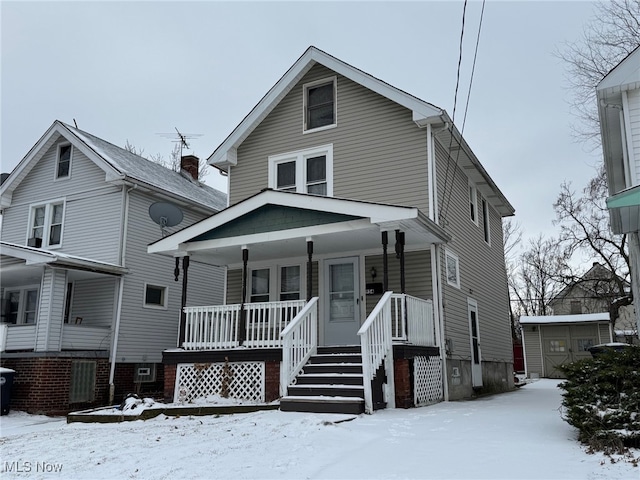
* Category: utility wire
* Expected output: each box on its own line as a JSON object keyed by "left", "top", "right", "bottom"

{"left": 440, "top": 0, "right": 486, "bottom": 224}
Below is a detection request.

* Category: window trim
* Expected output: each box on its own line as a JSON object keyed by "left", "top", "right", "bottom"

{"left": 303, "top": 76, "right": 337, "bottom": 133}
{"left": 268, "top": 144, "right": 334, "bottom": 196}
{"left": 248, "top": 263, "right": 306, "bottom": 302}
{"left": 27, "top": 199, "right": 66, "bottom": 249}
{"left": 481, "top": 198, "right": 491, "bottom": 245}
{"left": 143, "top": 283, "right": 168, "bottom": 310}
{"left": 469, "top": 184, "right": 478, "bottom": 225}
{"left": 444, "top": 249, "right": 461, "bottom": 289}
{"left": 55, "top": 143, "right": 73, "bottom": 180}
{"left": 2, "top": 286, "right": 39, "bottom": 325}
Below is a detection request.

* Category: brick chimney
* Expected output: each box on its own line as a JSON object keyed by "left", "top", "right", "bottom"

{"left": 180, "top": 155, "right": 199, "bottom": 181}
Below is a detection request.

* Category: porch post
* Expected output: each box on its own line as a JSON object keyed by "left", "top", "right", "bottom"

{"left": 306, "top": 239, "right": 314, "bottom": 302}
{"left": 239, "top": 247, "right": 249, "bottom": 344}
{"left": 178, "top": 256, "right": 190, "bottom": 347}
{"left": 381, "top": 231, "right": 389, "bottom": 292}
{"left": 395, "top": 230, "right": 406, "bottom": 294}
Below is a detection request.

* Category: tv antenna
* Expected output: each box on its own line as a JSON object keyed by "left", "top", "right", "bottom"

{"left": 157, "top": 127, "right": 203, "bottom": 158}
{"left": 149, "top": 201, "right": 184, "bottom": 237}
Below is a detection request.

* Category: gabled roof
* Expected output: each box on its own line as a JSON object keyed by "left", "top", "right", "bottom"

{"left": 551, "top": 262, "right": 629, "bottom": 302}
{"left": 597, "top": 46, "right": 640, "bottom": 95}
{"left": 1, "top": 121, "right": 227, "bottom": 212}
{"left": 148, "top": 189, "right": 450, "bottom": 264}
{"left": 208, "top": 46, "right": 444, "bottom": 170}
{"left": 207, "top": 46, "right": 514, "bottom": 217}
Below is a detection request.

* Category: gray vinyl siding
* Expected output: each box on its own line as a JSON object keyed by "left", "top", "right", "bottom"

{"left": 1, "top": 138, "right": 123, "bottom": 263}
{"left": 229, "top": 64, "right": 430, "bottom": 213}
{"left": 598, "top": 322, "right": 613, "bottom": 343}
{"left": 364, "top": 250, "right": 433, "bottom": 316}
{"left": 117, "top": 190, "right": 222, "bottom": 363}
{"left": 629, "top": 89, "right": 640, "bottom": 181}
{"left": 34, "top": 267, "right": 66, "bottom": 351}
{"left": 70, "top": 278, "right": 117, "bottom": 327}
{"left": 434, "top": 139, "right": 513, "bottom": 365}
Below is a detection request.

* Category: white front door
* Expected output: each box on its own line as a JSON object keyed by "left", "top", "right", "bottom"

{"left": 468, "top": 299, "right": 483, "bottom": 387}
{"left": 323, "top": 257, "right": 360, "bottom": 345}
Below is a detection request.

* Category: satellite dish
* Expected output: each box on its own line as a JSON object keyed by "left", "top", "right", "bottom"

{"left": 149, "top": 202, "right": 184, "bottom": 237}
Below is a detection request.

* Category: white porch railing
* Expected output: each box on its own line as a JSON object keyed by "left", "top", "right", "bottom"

{"left": 280, "top": 297, "right": 318, "bottom": 397}
{"left": 0, "top": 323, "right": 7, "bottom": 352}
{"left": 391, "top": 294, "right": 436, "bottom": 346}
{"left": 61, "top": 325, "right": 111, "bottom": 350}
{"left": 358, "top": 291, "right": 396, "bottom": 414}
{"left": 183, "top": 300, "right": 306, "bottom": 350}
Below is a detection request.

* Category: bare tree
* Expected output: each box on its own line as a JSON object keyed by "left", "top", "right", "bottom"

{"left": 556, "top": 0, "right": 640, "bottom": 147}
{"left": 553, "top": 164, "right": 630, "bottom": 294}
{"left": 503, "top": 218, "right": 524, "bottom": 340}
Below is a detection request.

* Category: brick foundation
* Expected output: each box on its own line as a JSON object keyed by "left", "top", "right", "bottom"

{"left": 264, "top": 361, "right": 280, "bottom": 402}
{"left": 1, "top": 356, "right": 109, "bottom": 415}
{"left": 164, "top": 364, "right": 177, "bottom": 402}
{"left": 394, "top": 358, "right": 414, "bottom": 408}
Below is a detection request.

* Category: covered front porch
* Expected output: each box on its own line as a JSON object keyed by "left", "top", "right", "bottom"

{"left": 0, "top": 241, "right": 126, "bottom": 353}
{"left": 149, "top": 190, "right": 449, "bottom": 413}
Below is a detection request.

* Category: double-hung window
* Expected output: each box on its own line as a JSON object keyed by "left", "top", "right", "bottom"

{"left": 56, "top": 144, "right": 72, "bottom": 179}
{"left": 269, "top": 145, "right": 333, "bottom": 196}
{"left": 3, "top": 287, "right": 39, "bottom": 324}
{"left": 445, "top": 249, "right": 461, "bottom": 289}
{"left": 469, "top": 184, "right": 478, "bottom": 225}
{"left": 482, "top": 199, "right": 491, "bottom": 245}
{"left": 249, "top": 265, "right": 303, "bottom": 302}
{"left": 303, "top": 77, "right": 336, "bottom": 132}
{"left": 28, "top": 200, "right": 65, "bottom": 248}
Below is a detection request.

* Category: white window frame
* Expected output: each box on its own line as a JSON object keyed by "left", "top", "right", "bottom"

{"left": 248, "top": 263, "right": 306, "bottom": 302}
{"left": 469, "top": 184, "right": 478, "bottom": 225}
{"left": 444, "top": 248, "right": 461, "bottom": 289}
{"left": 482, "top": 198, "right": 491, "bottom": 245}
{"left": 268, "top": 144, "right": 334, "bottom": 196}
{"left": 303, "top": 76, "right": 337, "bottom": 133}
{"left": 27, "top": 199, "right": 66, "bottom": 249}
{"left": 3, "top": 286, "right": 39, "bottom": 324}
{"left": 143, "top": 283, "right": 168, "bottom": 310}
{"left": 55, "top": 143, "right": 73, "bottom": 180}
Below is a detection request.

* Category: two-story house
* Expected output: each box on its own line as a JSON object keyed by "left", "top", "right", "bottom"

{"left": 597, "top": 45, "right": 640, "bottom": 341}
{"left": 149, "top": 47, "right": 515, "bottom": 414}
{"left": 0, "top": 121, "right": 226, "bottom": 414}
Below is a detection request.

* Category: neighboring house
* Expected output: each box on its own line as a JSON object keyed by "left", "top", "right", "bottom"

{"left": 0, "top": 121, "right": 226, "bottom": 414}
{"left": 520, "top": 313, "right": 613, "bottom": 379}
{"left": 548, "top": 262, "right": 629, "bottom": 316}
{"left": 149, "top": 46, "right": 516, "bottom": 414}
{"left": 597, "top": 45, "right": 640, "bottom": 342}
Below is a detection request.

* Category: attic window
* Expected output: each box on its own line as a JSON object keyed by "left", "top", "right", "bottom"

{"left": 304, "top": 77, "right": 336, "bottom": 132}
{"left": 56, "top": 144, "right": 72, "bottom": 178}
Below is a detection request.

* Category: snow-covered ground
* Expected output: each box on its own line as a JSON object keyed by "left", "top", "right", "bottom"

{"left": 0, "top": 379, "right": 637, "bottom": 479}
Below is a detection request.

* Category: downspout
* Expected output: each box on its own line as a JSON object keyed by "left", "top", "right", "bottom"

{"left": 109, "top": 182, "right": 136, "bottom": 403}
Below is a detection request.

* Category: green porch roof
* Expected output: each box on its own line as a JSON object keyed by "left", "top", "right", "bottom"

{"left": 191, "top": 205, "right": 362, "bottom": 242}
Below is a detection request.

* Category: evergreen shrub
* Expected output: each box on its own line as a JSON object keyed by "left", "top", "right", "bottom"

{"left": 558, "top": 345, "right": 640, "bottom": 454}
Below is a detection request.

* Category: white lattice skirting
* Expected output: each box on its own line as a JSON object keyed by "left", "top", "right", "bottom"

{"left": 174, "top": 361, "right": 265, "bottom": 403}
{"left": 414, "top": 356, "right": 443, "bottom": 406}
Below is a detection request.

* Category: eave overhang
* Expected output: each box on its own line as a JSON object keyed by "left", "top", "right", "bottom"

{"left": 148, "top": 190, "right": 450, "bottom": 266}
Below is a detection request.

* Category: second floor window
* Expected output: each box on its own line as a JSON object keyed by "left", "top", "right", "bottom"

{"left": 29, "top": 201, "right": 65, "bottom": 248}
{"left": 304, "top": 77, "right": 336, "bottom": 132}
{"left": 56, "top": 144, "right": 72, "bottom": 179}
{"left": 269, "top": 145, "right": 333, "bottom": 196}
{"left": 469, "top": 185, "right": 478, "bottom": 224}
{"left": 445, "top": 249, "right": 460, "bottom": 289}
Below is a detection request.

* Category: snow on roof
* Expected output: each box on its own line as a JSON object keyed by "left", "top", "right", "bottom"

{"left": 66, "top": 124, "right": 226, "bottom": 212}
{"left": 519, "top": 312, "right": 610, "bottom": 324}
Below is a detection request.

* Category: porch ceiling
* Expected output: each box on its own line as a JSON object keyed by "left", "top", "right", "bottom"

{"left": 149, "top": 190, "right": 450, "bottom": 266}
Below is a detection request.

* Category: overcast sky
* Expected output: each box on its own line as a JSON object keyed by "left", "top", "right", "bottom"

{"left": 1, "top": 1, "right": 602, "bottom": 245}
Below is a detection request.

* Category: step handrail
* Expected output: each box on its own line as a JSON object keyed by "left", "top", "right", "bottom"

{"left": 280, "top": 297, "right": 319, "bottom": 397}
{"left": 358, "top": 291, "right": 396, "bottom": 414}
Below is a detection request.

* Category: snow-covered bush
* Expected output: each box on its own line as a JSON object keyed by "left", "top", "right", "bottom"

{"left": 558, "top": 346, "right": 640, "bottom": 454}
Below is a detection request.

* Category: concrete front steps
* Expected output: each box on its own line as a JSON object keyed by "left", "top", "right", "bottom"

{"left": 280, "top": 346, "right": 365, "bottom": 415}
